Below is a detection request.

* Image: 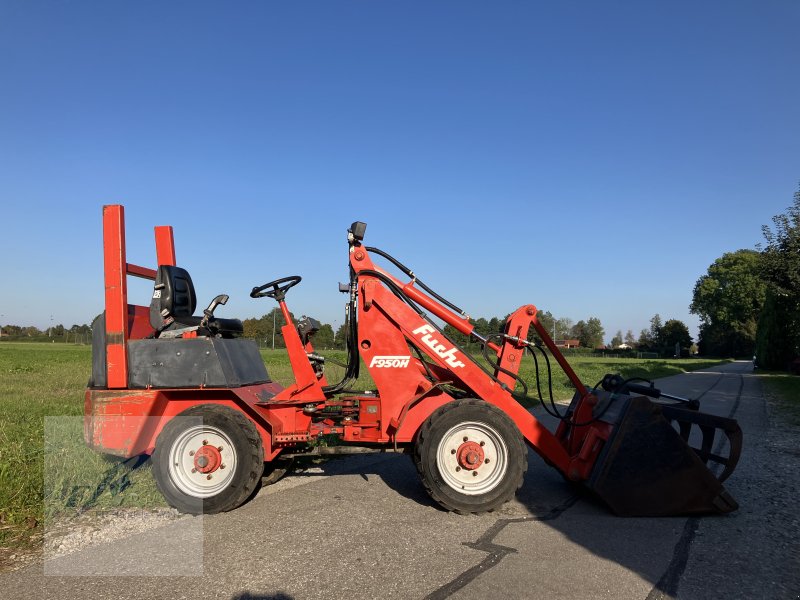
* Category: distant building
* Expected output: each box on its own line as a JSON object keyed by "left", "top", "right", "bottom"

{"left": 617, "top": 343, "right": 631, "bottom": 349}
{"left": 554, "top": 339, "right": 580, "bottom": 348}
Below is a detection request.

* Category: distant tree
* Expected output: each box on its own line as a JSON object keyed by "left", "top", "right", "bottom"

{"left": 488, "top": 317, "right": 501, "bottom": 334}
{"left": 242, "top": 307, "right": 293, "bottom": 348}
{"left": 649, "top": 314, "right": 663, "bottom": 347}
{"left": 571, "top": 320, "right": 586, "bottom": 344}
{"left": 660, "top": 319, "right": 693, "bottom": 355}
{"left": 611, "top": 330, "right": 623, "bottom": 348}
{"left": 333, "top": 322, "right": 348, "bottom": 349}
{"left": 572, "top": 317, "right": 604, "bottom": 348}
{"left": 472, "top": 318, "right": 491, "bottom": 338}
{"left": 586, "top": 317, "right": 605, "bottom": 348}
{"left": 313, "top": 323, "right": 334, "bottom": 349}
{"left": 535, "top": 311, "right": 555, "bottom": 340}
{"left": 691, "top": 249, "right": 766, "bottom": 357}
{"left": 624, "top": 330, "right": 636, "bottom": 346}
{"left": 556, "top": 317, "right": 574, "bottom": 340}
{"left": 443, "top": 324, "right": 469, "bottom": 347}
{"left": 638, "top": 328, "right": 653, "bottom": 349}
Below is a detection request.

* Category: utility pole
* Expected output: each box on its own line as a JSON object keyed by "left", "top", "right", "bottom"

{"left": 272, "top": 309, "right": 276, "bottom": 351}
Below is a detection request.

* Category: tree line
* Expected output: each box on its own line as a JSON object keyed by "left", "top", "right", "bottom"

{"left": 441, "top": 311, "right": 693, "bottom": 357}
{"left": 0, "top": 323, "right": 93, "bottom": 343}
{"left": 690, "top": 184, "right": 800, "bottom": 369}
{"left": 1, "top": 307, "right": 693, "bottom": 358}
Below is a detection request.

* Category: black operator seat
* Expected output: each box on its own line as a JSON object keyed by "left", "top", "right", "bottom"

{"left": 149, "top": 265, "right": 243, "bottom": 338}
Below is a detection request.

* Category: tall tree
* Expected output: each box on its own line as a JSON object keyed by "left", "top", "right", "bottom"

{"left": 690, "top": 249, "right": 766, "bottom": 357}
{"left": 756, "top": 186, "right": 800, "bottom": 368}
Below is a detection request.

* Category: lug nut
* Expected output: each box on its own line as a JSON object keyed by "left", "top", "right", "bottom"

{"left": 479, "top": 441, "right": 485, "bottom": 447}
{"left": 463, "top": 436, "right": 469, "bottom": 442}
{"left": 218, "top": 446, "right": 223, "bottom": 451}
{"left": 191, "top": 468, "right": 197, "bottom": 473}
{"left": 220, "top": 464, "right": 226, "bottom": 469}
{"left": 451, "top": 449, "right": 456, "bottom": 455}
{"left": 189, "top": 450, "right": 195, "bottom": 456}
{"left": 485, "top": 458, "right": 490, "bottom": 464}
{"left": 206, "top": 475, "right": 212, "bottom": 480}
{"left": 472, "top": 471, "right": 478, "bottom": 477}
{"left": 455, "top": 466, "right": 461, "bottom": 472}
{"left": 202, "top": 440, "right": 208, "bottom": 445}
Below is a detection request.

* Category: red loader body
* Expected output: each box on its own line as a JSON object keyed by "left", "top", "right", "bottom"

{"left": 85, "top": 205, "right": 742, "bottom": 516}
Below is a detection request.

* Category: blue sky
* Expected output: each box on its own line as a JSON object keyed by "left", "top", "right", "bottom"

{"left": 1, "top": 1, "right": 798, "bottom": 343}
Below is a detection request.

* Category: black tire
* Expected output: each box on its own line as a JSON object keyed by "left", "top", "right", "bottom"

{"left": 261, "top": 456, "right": 295, "bottom": 486}
{"left": 414, "top": 398, "right": 527, "bottom": 514}
{"left": 152, "top": 404, "right": 264, "bottom": 514}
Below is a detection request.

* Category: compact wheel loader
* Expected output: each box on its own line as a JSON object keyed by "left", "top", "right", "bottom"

{"left": 85, "top": 205, "right": 742, "bottom": 516}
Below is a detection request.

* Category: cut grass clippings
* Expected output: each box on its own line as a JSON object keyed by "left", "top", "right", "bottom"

{"left": 0, "top": 341, "right": 731, "bottom": 553}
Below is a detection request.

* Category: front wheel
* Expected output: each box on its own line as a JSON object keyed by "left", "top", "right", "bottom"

{"left": 414, "top": 399, "right": 527, "bottom": 514}
{"left": 152, "top": 404, "right": 264, "bottom": 514}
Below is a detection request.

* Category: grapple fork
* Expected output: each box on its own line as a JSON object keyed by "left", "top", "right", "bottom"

{"left": 584, "top": 394, "right": 743, "bottom": 517}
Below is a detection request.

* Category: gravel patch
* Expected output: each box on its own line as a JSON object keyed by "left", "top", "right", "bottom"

{"left": 43, "top": 508, "right": 186, "bottom": 560}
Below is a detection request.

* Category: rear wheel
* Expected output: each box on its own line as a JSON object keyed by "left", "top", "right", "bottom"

{"left": 152, "top": 404, "right": 264, "bottom": 514}
{"left": 415, "top": 399, "right": 527, "bottom": 514}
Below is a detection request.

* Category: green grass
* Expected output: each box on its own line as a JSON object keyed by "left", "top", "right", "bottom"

{"left": 0, "top": 342, "right": 729, "bottom": 552}
{"left": 758, "top": 372, "right": 800, "bottom": 425}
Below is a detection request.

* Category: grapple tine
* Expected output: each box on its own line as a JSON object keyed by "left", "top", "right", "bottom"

{"left": 661, "top": 404, "right": 743, "bottom": 483}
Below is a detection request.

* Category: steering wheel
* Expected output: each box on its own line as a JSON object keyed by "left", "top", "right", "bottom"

{"left": 250, "top": 276, "right": 302, "bottom": 301}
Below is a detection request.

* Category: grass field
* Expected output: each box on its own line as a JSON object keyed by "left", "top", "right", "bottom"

{"left": 0, "top": 341, "right": 734, "bottom": 552}
{"left": 759, "top": 372, "right": 800, "bottom": 425}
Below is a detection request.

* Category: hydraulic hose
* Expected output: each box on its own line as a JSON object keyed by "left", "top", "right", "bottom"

{"left": 364, "top": 246, "right": 468, "bottom": 317}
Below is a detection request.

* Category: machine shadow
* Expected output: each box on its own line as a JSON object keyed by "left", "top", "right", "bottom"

{"left": 292, "top": 448, "right": 715, "bottom": 593}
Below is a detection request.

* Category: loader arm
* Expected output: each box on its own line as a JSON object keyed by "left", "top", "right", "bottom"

{"left": 348, "top": 239, "right": 742, "bottom": 516}
{"left": 349, "top": 246, "right": 586, "bottom": 475}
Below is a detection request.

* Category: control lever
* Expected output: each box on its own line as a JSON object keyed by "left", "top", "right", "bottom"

{"left": 200, "top": 294, "right": 229, "bottom": 329}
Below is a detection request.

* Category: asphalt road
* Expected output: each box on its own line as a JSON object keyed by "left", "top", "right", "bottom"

{"left": 2, "top": 361, "right": 798, "bottom": 599}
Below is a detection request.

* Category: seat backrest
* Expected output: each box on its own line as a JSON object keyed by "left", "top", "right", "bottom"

{"left": 149, "top": 265, "right": 197, "bottom": 329}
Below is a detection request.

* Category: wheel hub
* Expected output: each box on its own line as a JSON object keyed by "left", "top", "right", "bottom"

{"left": 456, "top": 441, "right": 485, "bottom": 470}
{"left": 194, "top": 445, "right": 222, "bottom": 474}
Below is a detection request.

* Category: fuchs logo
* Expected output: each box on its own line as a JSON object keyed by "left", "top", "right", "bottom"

{"left": 369, "top": 355, "right": 411, "bottom": 368}
{"left": 412, "top": 324, "right": 466, "bottom": 369}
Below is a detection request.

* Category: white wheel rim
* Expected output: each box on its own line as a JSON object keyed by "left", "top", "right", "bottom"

{"left": 168, "top": 425, "right": 238, "bottom": 498}
{"left": 436, "top": 421, "right": 508, "bottom": 496}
